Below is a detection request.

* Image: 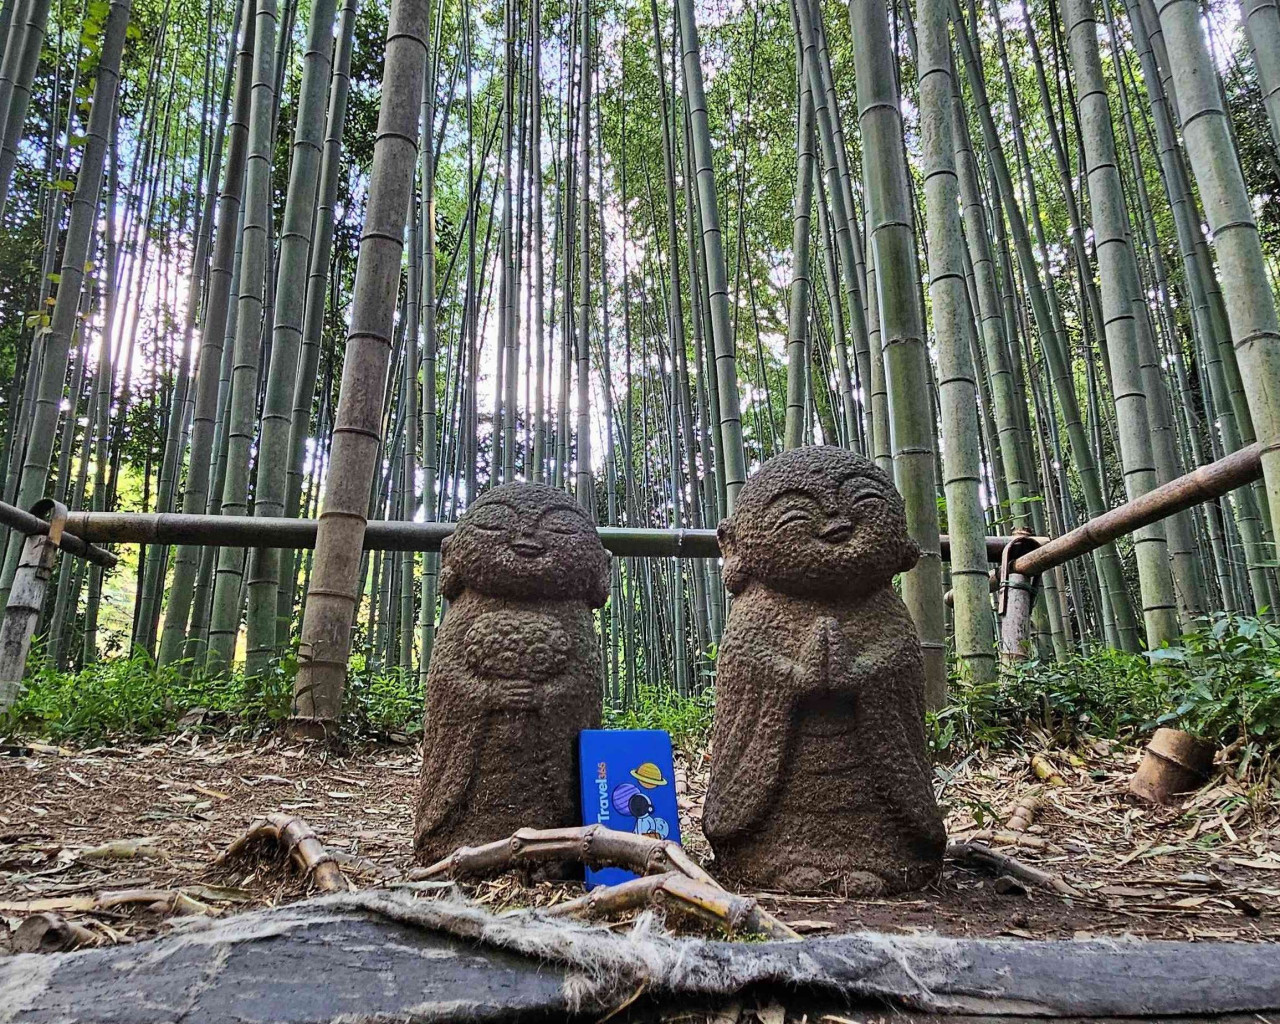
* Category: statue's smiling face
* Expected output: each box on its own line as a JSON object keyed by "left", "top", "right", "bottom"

{"left": 441, "top": 483, "right": 610, "bottom": 605}
{"left": 721, "top": 448, "right": 918, "bottom": 597}
{"left": 466, "top": 499, "right": 594, "bottom": 569}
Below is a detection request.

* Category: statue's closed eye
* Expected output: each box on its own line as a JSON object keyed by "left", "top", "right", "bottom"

{"left": 774, "top": 508, "right": 814, "bottom": 530}
{"left": 540, "top": 509, "right": 589, "bottom": 536}
{"left": 840, "top": 480, "right": 887, "bottom": 509}
{"left": 470, "top": 508, "right": 514, "bottom": 533}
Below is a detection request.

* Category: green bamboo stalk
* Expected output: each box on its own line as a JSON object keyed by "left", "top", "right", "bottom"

{"left": 0, "top": 0, "right": 131, "bottom": 611}
{"left": 575, "top": 0, "right": 593, "bottom": 512}
{"left": 849, "top": 0, "right": 947, "bottom": 704}
{"left": 1240, "top": 0, "right": 1280, "bottom": 163}
{"left": 950, "top": 1, "right": 1142, "bottom": 651}
{"left": 419, "top": 19, "right": 439, "bottom": 684}
{"left": 206, "top": 0, "right": 279, "bottom": 673}
{"left": 0, "top": 0, "right": 50, "bottom": 219}
{"left": 785, "top": 50, "right": 815, "bottom": 451}
{"left": 289, "top": 0, "right": 428, "bottom": 734}
{"left": 1153, "top": 0, "right": 1280, "bottom": 587}
{"left": 241, "top": 0, "right": 339, "bottom": 674}
{"left": 917, "top": 0, "right": 996, "bottom": 682}
{"left": 1063, "top": 0, "right": 1179, "bottom": 648}
{"left": 676, "top": 0, "right": 745, "bottom": 511}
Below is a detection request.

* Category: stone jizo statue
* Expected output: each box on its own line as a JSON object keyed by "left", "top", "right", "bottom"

{"left": 703, "top": 446, "right": 946, "bottom": 894}
{"left": 414, "top": 482, "right": 608, "bottom": 864}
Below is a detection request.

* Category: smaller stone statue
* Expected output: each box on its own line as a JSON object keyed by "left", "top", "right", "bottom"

{"left": 414, "top": 483, "right": 608, "bottom": 864}
{"left": 703, "top": 446, "right": 946, "bottom": 894}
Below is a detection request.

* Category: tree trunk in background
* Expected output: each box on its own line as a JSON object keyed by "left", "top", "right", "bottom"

{"left": 245, "top": 0, "right": 338, "bottom": 675}
{"left": 849, "top": 0, "right": 947, "bottom": 705}
{"left": 290, "top": 0, "right": 427, "bottom": 735}
{"left": 917, "top": 0, "right": 996, "bottom": 683}
{"left": 207, "top": 0, "right": 279, "bottom": 673}
{"left": 0, "top": 0, "right": 131, "bottom": 610}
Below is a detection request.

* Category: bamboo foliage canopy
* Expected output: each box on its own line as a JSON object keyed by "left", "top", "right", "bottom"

{"left": 0, "top": 0, "right": 1276, "bottom": 725}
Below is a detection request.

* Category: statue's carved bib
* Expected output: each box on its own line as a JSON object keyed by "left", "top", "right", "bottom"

{"left": 464, "top": 610, "right": 570, "bottom": 681}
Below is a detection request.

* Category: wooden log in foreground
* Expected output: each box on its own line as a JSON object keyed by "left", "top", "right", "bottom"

{"left": 1, "top": 892, "right": 1277, "bottom": 1021}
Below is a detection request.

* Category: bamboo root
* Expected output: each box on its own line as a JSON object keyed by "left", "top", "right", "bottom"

{"left": 546, "top": 870, "right": 795, "bottom": 939}
{"left": 217, "top": 813, "right": 347, "bottom": 892}
{"left": 410, "top": 825, "right": 689, "bottom": 881}
{"left": 947, "top": 840, "right": 1082, "bottom": 898}
{"left": 1004, "top": 792, "right": 1040, "bottom": 832}
{"left": 411, "top": 824, "right": 798, "bottom": 939}
{"left": 95, "top": 888, "right": 218, "bottom": 916}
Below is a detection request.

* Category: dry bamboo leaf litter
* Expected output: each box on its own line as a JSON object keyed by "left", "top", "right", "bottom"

{"left": 2, "top": 733, "right": 1278, "bottom": 950}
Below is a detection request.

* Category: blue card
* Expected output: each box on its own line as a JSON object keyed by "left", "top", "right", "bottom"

{"left": 579, "top": 729, "right": 682, "bottom": 888}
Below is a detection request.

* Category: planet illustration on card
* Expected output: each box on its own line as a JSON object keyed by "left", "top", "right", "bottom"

{"left": 629, "top": 762, "right": 669, "bottom": 789}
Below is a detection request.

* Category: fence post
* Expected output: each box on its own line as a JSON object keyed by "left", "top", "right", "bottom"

{"left": 998, "top": 531, "right": 1040, "bottom": 665}
{"left": 0, "top": 500, "right": 66, "bottom": 710}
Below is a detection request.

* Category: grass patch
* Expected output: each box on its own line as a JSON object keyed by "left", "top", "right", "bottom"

{"left": 604, "top": 683, "right": 715, "bottom": 756}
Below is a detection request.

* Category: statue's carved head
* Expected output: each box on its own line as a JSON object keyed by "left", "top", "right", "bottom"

{"left": 440, "top": 482, "right": 610, "bottom": 606}
{"left": 718, "top": 446, "right": 919, "bottom": 598}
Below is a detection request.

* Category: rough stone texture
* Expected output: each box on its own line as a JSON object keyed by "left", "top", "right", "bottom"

{"left": 704, "top": 446, "right": 946, "bottom": 894}
{"left": 414, "top": 482, "right": 609, "bottom": 864}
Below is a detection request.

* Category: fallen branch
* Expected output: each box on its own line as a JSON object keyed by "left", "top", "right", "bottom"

{"left": 547, "top": 870, "right": 789, "bottom": 938}
{"left": 1, "top": 889, "right": 218, "bottom": 916}
{"left": 947, "top": 840, "right": 1083, "bottom": 898}
{"left": 330, "top": 850, "right": 402, "bottom": 881}
{"left": 217, "top": 814, "right": 347, "bottom": 893}
{"left": 410, "top": 825, "right": 797, "bottom": 939}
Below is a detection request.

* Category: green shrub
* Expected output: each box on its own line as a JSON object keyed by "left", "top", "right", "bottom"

{"left": 932, "top": 613, "right": 1280, "bottom": 764}
{"left": 1, "top": 641, "right": 424, "bottom": 744}
{"left": 930, "top": 645, "right": 1164, "bottom": 754}
{"left": 1149, "top": 612, "right": 1280, "bottom": 766}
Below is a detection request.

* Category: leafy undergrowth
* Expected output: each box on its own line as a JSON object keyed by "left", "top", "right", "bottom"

{"left": 934, "top": 613, "right": 1280, "bottom": 772}
{"left": 5, "top": 614, "right": 1278, "bottom": 769}
{"left": 603, "top": 683, "right": 715, "bottom": 757}
{"left": 1, "top": 643, "right": 425, "bottom": 745}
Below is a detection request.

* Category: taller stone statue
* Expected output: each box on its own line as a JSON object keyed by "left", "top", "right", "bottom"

{"left": 703, "top": 446, "right": 946, "bottom": 894}
{"left": 414, "top": 482, "right": 609, "bottom": 864}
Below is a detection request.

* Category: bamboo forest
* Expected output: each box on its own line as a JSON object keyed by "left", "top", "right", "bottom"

{"left": 2, "top": 0, "right": 1280, "bottom": 1000}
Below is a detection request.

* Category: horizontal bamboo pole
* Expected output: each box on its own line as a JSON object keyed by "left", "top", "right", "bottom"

{"left": 0, "top": 501, "right": 117, "bottom": 567}
{"left": 54, "top": 510, "right": 1018, "bottom": 562}
{"left": 1014, "top": 443, "right": 1263, "bottom": 578}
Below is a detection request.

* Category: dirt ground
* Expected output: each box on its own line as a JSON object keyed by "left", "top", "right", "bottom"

{"left": 1, "top": 730, "right": 1278, "bottom": 954}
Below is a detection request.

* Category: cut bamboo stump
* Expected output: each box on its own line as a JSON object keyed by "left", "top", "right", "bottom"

{"left": 1129, "top": 727, "right": 1215, "bottom": 805}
